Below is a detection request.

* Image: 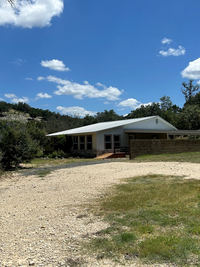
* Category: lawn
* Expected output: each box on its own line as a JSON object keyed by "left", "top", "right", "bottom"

{"left": 132, "top": 151, "right": 200, "bottom": 164}
{"left": 86, "top": 174, "right": 200, "bottom": 266}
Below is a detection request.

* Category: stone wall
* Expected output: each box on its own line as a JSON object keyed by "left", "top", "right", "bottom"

{"left": 129, "top": 139, "right": 200, "bottom": 159}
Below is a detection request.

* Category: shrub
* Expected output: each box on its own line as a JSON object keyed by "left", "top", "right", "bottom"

{"left": 0, "top": 122, "right": 39, "bottom": 169}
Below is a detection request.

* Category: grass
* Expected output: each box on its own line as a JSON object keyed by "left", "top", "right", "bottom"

{"left": 133, "top": 151, "right": 200, "bottom": 163}
{"left": 30, "top": 157, "right": 100, "bottom": 167}
{"left": 86, "top": 174, "right": 200, "bottom": 266}
{"left": 36, "top": 168, "right": 52, "bottom": 177}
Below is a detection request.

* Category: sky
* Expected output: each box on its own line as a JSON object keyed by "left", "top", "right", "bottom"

{"left": 1, "top": 0, "right": 200, "bottom": 117}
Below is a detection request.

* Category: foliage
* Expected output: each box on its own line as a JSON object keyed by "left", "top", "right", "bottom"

{"left": 0, "top": 121, "right": 42, "bottom": 169}
{"left": 127, "top": 102, "right": 162, "bottom": 119}
{"left": 182, "top": 79, "right": 200, "bottom": 105}
{"left": 94, "top": 109, "right": 123, "bottom": 122}
{"left": 176, "top": 105, "right": 200, "bottom": 130}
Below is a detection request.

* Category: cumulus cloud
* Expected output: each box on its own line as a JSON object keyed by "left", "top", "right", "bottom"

{"left": 118, "top": 98, "right": 152, "bottom": 110}
{"left": 35, "top": 92, "right": 52, "bottom": 100}
{"left": 118, "top": 98, "right": 141, "bottom": 109}
{"left": 37, "top": 76, "right": 45, "bottom": 81}
{"left": 5, "top": 93, "right": 29, "bottom": 103}
{"left": 56, "top": 106, "right": 97, "bottom": 117}
{"left": 159, "top": 46, "right": 185, "bottom": 57}
{"left": 40, "top": 59, "right": 70, "bottom": 72}
{"left": 0, "top": 0, "right": 64, "bottom": 28}
{"left": 181, "top": 58, "right": 200, "bottom": 79}
{"left": 39, "top": 76, "right": 123, "bottom": 101}
{"left": 161, "top": 37, "right": 172, "bottom": 44}
{"left": 0, "top": 98, "right": 4, "bottom": 101}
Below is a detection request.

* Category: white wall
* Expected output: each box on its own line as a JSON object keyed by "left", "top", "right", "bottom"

{"left": 96, "top": 117, "right": 175, "bottom": 150}
{"left": 126, "top": 117, "right": 174, "bottom": 130}
{"left": 96, "top": 127, "right": 129, "bottom": 150}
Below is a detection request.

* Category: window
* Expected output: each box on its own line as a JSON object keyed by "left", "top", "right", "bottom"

{"left": 113, "top": 135, "right": 121, "bottom": 148}
{"left": 73, "top": 136, "right": 78, "bottom": 150}
{"left": 86, "top": 135, "right": 92, "bottom": 150}
{"left": 156, "top": 119, "right": 158, "bottom": 124}
{"left": 79, "top": 136, "right": 85, "bottom": 150}
{"left": 105, "top": 135, "right": 112, "bottom": 149}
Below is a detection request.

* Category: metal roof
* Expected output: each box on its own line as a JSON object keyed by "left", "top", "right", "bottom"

{"left": 124, "top": 129, "right": 200, "bottom": 135}
{"left": 46, "top": 116, "right": 176, "bottom": 137}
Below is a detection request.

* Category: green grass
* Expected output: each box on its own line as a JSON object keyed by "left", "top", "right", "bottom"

{"left": 30, "top": 157, "right": 100, "bottom": 167}
{"left": 36, "top": 168, "right": 52, "bottom": 177}
{"left": 133, "top": 151, "right": 200, "bottom": 163}
{"left": 86, "top": 174, "right": 200, "bottom": 266}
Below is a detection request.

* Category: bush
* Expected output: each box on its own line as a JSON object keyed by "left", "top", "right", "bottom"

{"left": 47, "top": 150, "right": 70, "bottom": 159}
{"left": 0, "top": 122, "right": 39, "bottom": 169}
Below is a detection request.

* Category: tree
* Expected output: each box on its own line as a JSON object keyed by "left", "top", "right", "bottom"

{"left": 0, "top": 122, "right": 39, "bottom": 169}
{"left": 95, "top": 109, "right": 123, "bottom": 122}
{"left": 176, "top": 105, "right": 200, "bottom": 130}
{"left": 0, "top": 101, "right": 9, "bottom": 116}
{"left": 127, "top": 102, "right": 161, "bottom": 119}
{"left": 181, "top": 80, "right": 200, "bottom": 105}
{"left": 83, "top": 114, "right": 97, "bottom": 126}
{"left": 160, "top": 95, "right": 172, "bottom": 111}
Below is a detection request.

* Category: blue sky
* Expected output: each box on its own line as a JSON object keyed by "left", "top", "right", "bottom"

{"left": 1, "top": 0, "right": 200, "bottom": 117}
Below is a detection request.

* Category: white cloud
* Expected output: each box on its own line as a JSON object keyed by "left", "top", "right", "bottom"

{"left": 40, "top": 76, "right": 123, "bottom": 101}
{"left": 40, "top": 59, "right": 70, "bottom": 72}
{"left": 0, "top": 98, "right": 4, "bottom": 101}
{"left": 11, "top": 58, "right": 25, "bottom": 65}
{"left": 37, "top": 76, "right": 45, "bottom": 81}
{"left": 118, "top": 98, "right": 153, "bottom": 110}
{"left": 35, "top": 92, "right": 52, "bottom": 100}
{"left": 56, "top": 106, "right": 97, "bottom": 117}
{"left": 5, "top": 93, "right": 16, "bottom": 98}
{"left": 159, "top": 46, "right": 185, "bottom": 57}
{"left": 5, "top": 93, "right": 29, "bottom": 103}
{"left": 0, "top": 0, "right": 64, "bottom": 28}
{"left": 181, "top": 58, "right": 200, "bottom": 79}
{"left": 161, "top": 37, "right": 172, "bottom": 44}
{"left": 136, "top": 102, "right": 153, "bottom": 108}
{"left": 25, "top": 77, "right": 33, "bottom": 80}
{"left": 118, "top": 98, "right": 141, "bottom": 109}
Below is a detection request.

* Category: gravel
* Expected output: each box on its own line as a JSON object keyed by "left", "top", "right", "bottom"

{"left": 1, "top": 160, "right": 200, "bottom": 267}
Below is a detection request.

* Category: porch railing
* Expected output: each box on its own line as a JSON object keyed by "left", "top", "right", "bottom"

{"left": 114, "top": 146, "right": 129, "bottom": 154}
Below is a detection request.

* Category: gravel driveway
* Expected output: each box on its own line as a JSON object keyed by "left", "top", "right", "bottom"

{"left": 1, "top": 160, "right": 200, "bottom": 267}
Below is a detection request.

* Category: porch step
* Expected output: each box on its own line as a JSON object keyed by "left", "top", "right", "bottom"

{"left": 95, "top": 153, "right": 113, "bottom": 159}
{"left": 95, "top": 153, "right": 127, "bottom": 159}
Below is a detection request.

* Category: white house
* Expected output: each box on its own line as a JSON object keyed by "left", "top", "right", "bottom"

{"left": 47, "top": 115, "right": 182, "bottom": 157}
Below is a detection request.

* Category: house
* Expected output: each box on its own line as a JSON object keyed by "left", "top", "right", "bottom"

{"left": 47, "top": 115, "right": 183, "bottom": 157}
